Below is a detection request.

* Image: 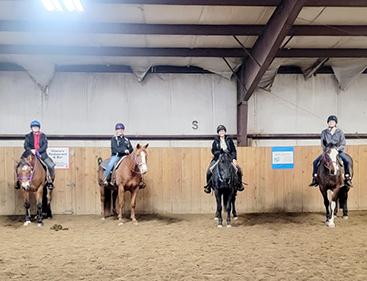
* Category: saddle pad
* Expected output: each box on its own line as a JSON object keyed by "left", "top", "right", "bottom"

{"left": 100, "top": 156, "right": 127, "bottom": 171}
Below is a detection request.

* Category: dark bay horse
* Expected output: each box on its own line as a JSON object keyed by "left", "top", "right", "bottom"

{"left": 98, "top": 144, "right": 149, "bottom": 225}
{"left": 317, "top": 146, "right": 353, "bottom": 227}
{"left": 211, "top": 152, "right": 238, "bottom": 228}
{"left": 15, "top": 151, "right": 53, "bottom": 226}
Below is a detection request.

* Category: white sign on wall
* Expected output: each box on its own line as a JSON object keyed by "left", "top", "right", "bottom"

{"left": 47, "top": 147, "right": 69, "bottom": 169}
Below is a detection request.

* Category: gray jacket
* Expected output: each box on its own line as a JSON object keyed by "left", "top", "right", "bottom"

{"left": 321, "top": 128, "right": 346, "bottom": 152}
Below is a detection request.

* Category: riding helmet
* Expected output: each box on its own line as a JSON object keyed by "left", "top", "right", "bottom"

{"left": 30, "top": 120, "right": 41, "bottom": 128}
{"left": 327, "top": 115, "right": 338, "bottom": 124}
{"left": 216, "top": 125, "right": 227, "bottom": 133}
{"left": 115, "top": 123, "right": 125, "bottom": 130}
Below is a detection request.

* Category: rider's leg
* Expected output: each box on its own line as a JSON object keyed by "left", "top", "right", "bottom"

{"left": 236, "top": 165, "right": 244, "bottom": 192}
{"left": 103, "top": 155, "right": 119, "bottom": 185}
{"left": 44, "top": 157, "right": 56, "bottom": 189}
{"left": 204, "top": 159, "right": 216, "bottom": 193}
{"left": 310, "top": 155, "right": 322, "bottom": 186}
{"left": 338, "top": 152, "right": 352, "bottom": 186}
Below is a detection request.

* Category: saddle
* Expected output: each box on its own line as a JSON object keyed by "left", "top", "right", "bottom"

{"left": 100, "top": 156, "right": 127, "bottom": 185}
{"left": 100, "top": 156, "right": 127, "bottom": 172}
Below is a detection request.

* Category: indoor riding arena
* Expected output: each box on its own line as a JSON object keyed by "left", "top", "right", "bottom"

{"left": 1, "top": 1, "right": 367, "bottom": 281}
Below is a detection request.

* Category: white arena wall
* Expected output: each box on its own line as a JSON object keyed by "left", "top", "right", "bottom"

{"left": 1, "top": 71, "right": 367, "bottom": 147}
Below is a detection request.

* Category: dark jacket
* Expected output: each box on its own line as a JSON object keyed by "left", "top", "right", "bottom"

{"left": 24, "top": 132, "right": 48, "bottom": 160}
{"left": 321, "top": 127, "right": 346, "bottom": 152}
{"left": 211, "top": 136, "right": 237, "bottom": 160}
{"left": 111, "top": 135, "right": 133, "bottom": 157}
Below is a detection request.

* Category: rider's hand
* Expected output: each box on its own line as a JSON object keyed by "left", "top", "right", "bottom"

{"left": 232, "top": 159, "right": 238, "bottom": 166}
{"left": 31, "top": 149, "right": 36, "bottom": 154}
{"left": 124, "top": 150, "right": 130, "bottom": 154}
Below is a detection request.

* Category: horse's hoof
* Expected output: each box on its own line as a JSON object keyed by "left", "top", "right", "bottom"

{"left": 327, "top": 222, "right": 336, "bottom": 228}
{"left": 24, "top": 221, "right": 31, "bottom": 226}
{"left": 101, "top": 217, "right": 106, "bottom": 221}
{"left": 227, "top": 224, "right": 232, "bottom": 228}
{"left": 233, "top": 216, "right": 238, "bottom": 221}
{"left": 343, "top": 216, "right": 349, "bottom": 220}
{"left": 118, "top": 222, "right": 124, "bottom": 226}
{"left": 37, "top": 223, "right": 43, "bottom": 227}
{"left": 217, "top": 224, "right": 223, "bottom": 228}
{"left": 214, "top": 217, "right": 219, "bottom": 221}
{"left": 133, "top": 221, "right": 138, "bottom": 226}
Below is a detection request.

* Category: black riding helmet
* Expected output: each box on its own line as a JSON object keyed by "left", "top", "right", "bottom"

{"left": 216, "top": 125, "right": 227, "bottom": 133}
{"left": 327, "top": 115, "right": 338, "bottom": 124}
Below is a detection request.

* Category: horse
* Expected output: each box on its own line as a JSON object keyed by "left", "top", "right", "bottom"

{"left": 211, "top": 152, "right": 238, "bottom": 228}
{"left": 15, "top": 151, "right": 53, "bottom": 226}
{"left": 98, "top": 143, "right": 149, "bottom": 225}
{"left": 317, "top": 145, "right": 353, "bottom": 227}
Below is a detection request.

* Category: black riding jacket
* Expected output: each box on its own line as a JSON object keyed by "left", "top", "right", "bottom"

{"left": 211, "top": 136, "right": 237, "bottom": 161}
{"left": 111, "top": 135, "right": 133, "bottom": 157}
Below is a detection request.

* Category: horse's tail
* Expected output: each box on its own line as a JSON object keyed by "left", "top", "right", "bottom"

{"left": 97, "top": 157, "right": 103, "bottom": 166}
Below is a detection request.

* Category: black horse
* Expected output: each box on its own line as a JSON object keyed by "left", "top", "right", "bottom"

{"left": 211, "top": 152, "right": 238, "bottom": 227}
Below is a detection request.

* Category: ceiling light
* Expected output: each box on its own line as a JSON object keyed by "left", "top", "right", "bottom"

{"left": 41, "top": 0, "right": 84, "bottom": 12}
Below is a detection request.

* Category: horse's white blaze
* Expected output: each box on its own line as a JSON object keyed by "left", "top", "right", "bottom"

{"left": 22, "top": 166, "right": 28, "bottom": 171}
{"left": 22, "top": 181, "right": 30, "bottom": 189}
{"left": 139, "top": 151, "right": 148, "bottom": 174}
{"left": 329, "top": 148, "right": 339, "bottom": 175}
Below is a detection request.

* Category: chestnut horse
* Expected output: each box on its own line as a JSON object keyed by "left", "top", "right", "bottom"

{"left": 15, "top": 151, "right": 53, "bottom": 226}
{"left": 98, "top": 144, "right": 149, "bottom": 225}
{"left": 317, "top": 145, "right": 353, "bottom": 227}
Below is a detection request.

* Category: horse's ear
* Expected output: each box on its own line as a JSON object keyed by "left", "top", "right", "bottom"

{"left": 143, "top": 143, "right": 149, "bottom": 149}
{"left": 136, "top": 143, "right": 141, "bottom": 150}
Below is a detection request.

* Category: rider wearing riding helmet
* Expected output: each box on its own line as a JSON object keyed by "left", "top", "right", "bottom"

{"left": 309, "top": 115, "right": 352, "bottom": 187}
{"left": 204, "top": 125, "right": 244, "bottom": 194}
{"left": 103, "top": 123, "right": 133, "bottom": 186}
{"left": 21, "top": 120, "right": 55, "bottom": 189}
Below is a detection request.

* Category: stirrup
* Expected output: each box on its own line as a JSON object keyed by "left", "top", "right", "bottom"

{"left": 204, "top": 185, "right": 211, "bottom": 194}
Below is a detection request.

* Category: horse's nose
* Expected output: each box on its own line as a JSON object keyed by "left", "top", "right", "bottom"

{"left": 140, "top": 165, "right": 148, "bottom": 174}
{"left": 21, "top": 182, "right": 30, "bottom": 190}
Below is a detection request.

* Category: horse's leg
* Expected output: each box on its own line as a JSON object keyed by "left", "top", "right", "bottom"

{"left": 327, "top": 190, "right": 339, "bottom": 228}
{"left": 100, "top": 184, "right": 107, "bottom": 219}
{"left": 130, "top": 188, "right": 139, "bottom": 225}
{"left": 320, "top": 187, "right": 330, "bottom": 223}
{"left": 224, "top": 190, "right": 232, "bottom": 228}
{"left": 232, "top": 191, "right": 238, "bottom": 219}
{"left": 46, "top": 188, "right": 53, "bottom": 219}
{"left": 36, "top": 186, "right": 44, "bottom": 226}
{"left": 215, "top": 190, "right": 223, "bottom": 227}
{"left": 343, "top": 187, "right": 349, "bottom": 219}
{"left": 117, "top": 184, "right": 125, "bottom": 225}
{"left": 23, "top": 190, "right": 31, "bottom": 226}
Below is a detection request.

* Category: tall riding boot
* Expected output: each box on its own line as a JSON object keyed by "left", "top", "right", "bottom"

{"left": 344, "top": 171, "right": 352, "bottom": 187}
{"left": 204, "top": 171, "right": 212, "bottom": 194}
{"left": 237, "top": 169, "right": 244, "bottom": 191}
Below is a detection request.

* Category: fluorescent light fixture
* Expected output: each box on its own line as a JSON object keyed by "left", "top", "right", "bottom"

{"left": 51, "top": 0, "right": 64, "bottom": 11}
{"left": 72, "top": 0, "right": 84, "bottom": 12}
{"left": 41, "top": 0, "right": 84, "bottom": 12}
{"left": 63, "top": 0, "right": 76, "bottom": 11}
{"left": 41, "top": 0, "right": 56, "bottom": 11}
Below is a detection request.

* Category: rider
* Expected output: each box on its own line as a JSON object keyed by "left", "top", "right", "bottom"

{"left": 103, "top": 123, "right": 133, "bottom": 186}
{"left": 21, "top": 120, "right": 55, "bottom": 189}
{"left": 204, "top": 125, "right": 244, "bottom": 194}
{"left": 309, "top": 115, "right": 352, "bottom": 187}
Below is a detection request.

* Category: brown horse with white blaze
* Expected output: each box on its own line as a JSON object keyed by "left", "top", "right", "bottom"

{"left": 15, "top": 151, "right": 53, "bottom": 226}
{"left": 317, "top": 145, "right": 352, "bottom": 228}
{"left": 98, "top": 143, "right": 149, "bottom": 225}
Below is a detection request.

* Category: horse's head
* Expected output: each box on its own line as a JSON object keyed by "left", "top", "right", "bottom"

{"left": 323, "top": 144, "right": 340, "bottom": 175}
{"left": 215, "top": 152, "right": 235, "bottom": 188}
{"left": 16, "top": 157, "right": 34, "bottom": 191}
{"left": 133, "top": 143, "right": 149, "bottom": 175}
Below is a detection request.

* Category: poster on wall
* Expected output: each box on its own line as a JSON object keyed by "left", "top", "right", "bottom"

{"left": 272, "top": 146, "right": 294, "bottom": 169}
{"left": 47, "top": 147, "right": 69, "bottom": 169}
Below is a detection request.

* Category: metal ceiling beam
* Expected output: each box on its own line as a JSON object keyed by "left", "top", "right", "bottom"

{"left": 91, "top": 0, "right": 367, "bottom": 7}
{"left": 1, "top": 45, "right": 367, "bottom": 58}
{"left": 2, "top": 21, "right": 367, "bottom": 36}
{"left": 240, "top": 0, "right": 305, "bottom": 102}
